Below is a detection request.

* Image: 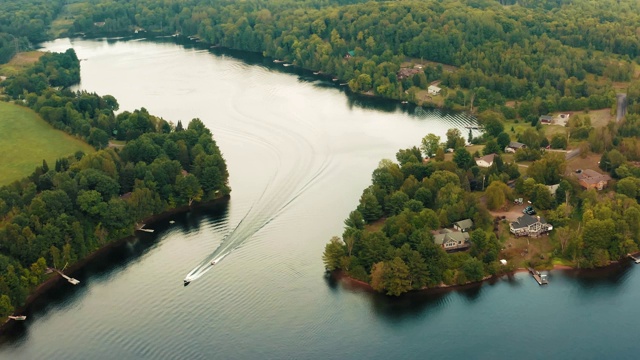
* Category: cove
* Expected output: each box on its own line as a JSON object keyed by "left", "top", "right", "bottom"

{"left": 1, "top": 37, "right": 639, "bottom": 360}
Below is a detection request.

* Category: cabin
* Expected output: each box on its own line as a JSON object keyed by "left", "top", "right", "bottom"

{"left": 505, "top": 141, "right": 527, "bottom": 153}
{"left": 475, "top": 153, "right": 496, "bottom": 168}
{"left": 539, "top": 115, "right": 553, "bottom": 124}
{"left": 453, "top": 219, "right": 474, "bottom": 233}
{"left": 344, "top": 50, "right": 355, "bottom": 59}
{"left": 433, "top": 229, "right": 470, "bottom": 252}
{"left": 428, "top": 85, "right": 441, "bottom": 95}
{"left": 577, "top": 169, "right": 611, "bottom": 190}
{"left": 510, "top": 214, "right": 552, "bottom": 237}
{"left": 397, "top": 67, "right": 421, "bottom": 81}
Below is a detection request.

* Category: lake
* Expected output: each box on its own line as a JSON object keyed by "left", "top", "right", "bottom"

{"left": 1, "top": 37, "right": 639, "bottom": 359}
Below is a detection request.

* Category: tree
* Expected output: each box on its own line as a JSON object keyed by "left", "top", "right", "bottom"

{"left": 485, "top": 181, "right": 510, "bottom": 210}
{"left": 357, "top": 190, "right": 383, "bottom": 222}
{"left": 382, "top": 257, "right": 412, "bottom": 296}
{"left": 421, "top": 133, "right": 440, "bottom": 157}
{"left": 344, "top": 210, "right": 365, "bottom": 230}
{"left": 496, "top": 132, "right": 511, "bottom": 150}
{"left": 175, "top": 174, "right": 203, "bottom": 206}
{"left": 462, "top": 257, "right": 485, "bottom": 282}
{"left": 453, "top": 148, "right": 473, "bottom": 170}
{"left": 446, "top": 128, "right": 465, "bottom": 149}
{"left": 322, "top": 236, "right": 346, "bottom": 271}
{"left": 531, "top": 184, "right": 554, "bottom": 210}
{"left": 483, "top": 140, "right": 501, "bottom": 155}
{"left": 550, "top": 133, "right": 568, "bottom": 149}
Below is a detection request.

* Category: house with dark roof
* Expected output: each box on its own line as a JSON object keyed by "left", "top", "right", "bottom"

{"left": 453, "top": 219, "right": 474, "bottom": 232}
{"left": 433, "top": 229, "right": 470, "bottom": 251}
{"left": 475, "top": 153, "right": 496, "bottom": 168}
{"left": 505, "top": 141, "right": 527, "bottom": 153}
{"left": 510, "top": 214, "right": 552, "bottom": 237}
{"left": 539, "top": 115, "right": 553, "bottom": 124}
{"left": 397, "top": 67, "right": 421, "bottom": 80}
{"left": 577, "top": 169, "right": 611, "bottom": 191}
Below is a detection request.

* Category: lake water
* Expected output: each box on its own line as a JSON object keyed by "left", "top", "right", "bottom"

{"left": 2, "top": 37, "right": 639, "bottom": 359}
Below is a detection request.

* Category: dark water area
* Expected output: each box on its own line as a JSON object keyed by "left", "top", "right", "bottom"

{"left": 2, "top": 37, "right": 640, "bottom": 359}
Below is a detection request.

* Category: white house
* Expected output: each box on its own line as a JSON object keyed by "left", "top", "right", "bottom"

{"left": 475, "top": 153, "right": 496, "bottom": 168}
{"left": 428, "top": 85, "right": 441, "bottom": 95}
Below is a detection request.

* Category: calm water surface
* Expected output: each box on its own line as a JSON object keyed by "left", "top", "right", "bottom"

{"left": 1, "top": 37, "right": 639, "bottom": 359}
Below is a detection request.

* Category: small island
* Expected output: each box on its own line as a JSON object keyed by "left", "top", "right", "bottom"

{"left": 323, "top": 111, "right": 640, "bottom": 296}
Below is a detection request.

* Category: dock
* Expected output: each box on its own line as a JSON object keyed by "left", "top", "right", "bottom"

{"left": 136, "top": 223, "right": 154, "bottom": 233}
{"left": 627, "top": 253, "right": 640, "bottom": 264}
{"left": 49, "top": 268, "right": 80, "bottom": 285}
{"left": 528, "top": 267, "right": 548, "bottom": 285}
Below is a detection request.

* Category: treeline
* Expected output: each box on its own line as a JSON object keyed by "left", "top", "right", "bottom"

{"left": 0, "top": 0, "right": 65, "bottom": 63}
{"left": 0, "top": 52, "right": 229, "bottom": 317}
{"left": 55, "top": 0, "right": 638, "bottom": 116}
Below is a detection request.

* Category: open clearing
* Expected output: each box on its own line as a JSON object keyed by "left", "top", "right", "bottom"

{"left": 0, "top": 101, "right": 94, "bottom": 185}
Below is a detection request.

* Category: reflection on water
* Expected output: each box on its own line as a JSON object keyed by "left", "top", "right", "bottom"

{"left": 4, "top": 37, "right": 640, "bottom": 359}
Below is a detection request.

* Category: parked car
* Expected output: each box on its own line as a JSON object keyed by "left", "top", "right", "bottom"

{"left": 523, "top": 206, "right": 536, "bottom": 215}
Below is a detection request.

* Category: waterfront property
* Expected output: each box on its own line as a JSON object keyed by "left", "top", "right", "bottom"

{"left": 433, "top": 229, "right": 471, "bottom": 252}
{"left": 505, "top": 141, "right": 527, "bottom": 153}
{"left": 428, "top": 84, "right": 441, "bottom": 95}
{"left": 453, "top": 219, "right": 474, "bottom": 233}
{"left": 475, "top": 153, "right": 496, "bottom": 168}
{"left": 510, "top": 214, "right": 552, "bottom": 237}
{"left": 576, "top": 169, "right": 611, "bottom": 190}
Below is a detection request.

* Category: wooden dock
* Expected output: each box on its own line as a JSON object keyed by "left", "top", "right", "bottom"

{"left": 49, "top": 268, "right": 80, "bottom": 285}
{"left": 528, "top": 267, "right": 548, "bottom": 285}
{"left": 628, "top": 253, "right": 640, "bottom": 264}
{"left": 136, "top": 223, "right": 154, "bottom": 233}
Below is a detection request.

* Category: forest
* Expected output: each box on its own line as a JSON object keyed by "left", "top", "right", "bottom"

{"left": 0, "top": 51, "right": 229, "bottom": 317}
{"left": 323, "top": 114, "right": 640, "bottom": 295}
{"left": 24, "top": 0, "right": 637, "bottom": 120}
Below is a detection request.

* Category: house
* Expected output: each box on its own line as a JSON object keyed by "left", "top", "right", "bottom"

{"left": 539, "top": 115, "right": 553, "bottom": 124}
{"left": 422, "top": 156, "right": 431, "bottom": 164}
{"left": 93, "top": 22, "right": 106, "bottom": 27}
{"left": 344, "top": 50, "right": 355, "bottom": 59}
{"left": 505, "top": 141, "right": 527, "bottom": 153}
{"left": 577, "top": 169, "right": 611, "bottom": 190}
{"left": 433, "top": 229, "right": 470, "bottom": 252}
{"left": 428, "top": 85, "right": 441, "bottom": 95}
{"left": 397, "top": 67, "right": 421, "bottom": 80}
{"left": 510, "top": 214, "right": 553, "bottom": 237}
{"left": 546, "top": 184, "right": 560, "bottom": 196}
{"left": 475, "top": 153, "right": 496, "bottom": 168}
{"left": 453, "top": 219, "right": 474, "bottom": 233}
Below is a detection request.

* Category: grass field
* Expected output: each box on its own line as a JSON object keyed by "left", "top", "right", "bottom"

{"left": 0, "top": 101, "right": 94, "bottom": 185}
{"left": 0, "top": 51, "right": 44, "bottom": 77}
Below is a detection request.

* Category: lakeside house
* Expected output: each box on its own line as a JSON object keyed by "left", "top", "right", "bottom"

{"left": 577, "top": 169, "right": 611, "bottom": 190}
{"left": 453, "top": 219, "right": 474, "bottom": 232}
{"left": 539, "top": 115, "right": 553, "bottom": 124}
{"left": 428, "top": 85, "right": 441, "bottom": 95}
{"left": 397, "top": 67, "right": 421, "bottom": 80}
{"left": 475, "top": 153, "right": 496, "bottom": 168}
{"left": 505, "top": 141, "right": 527, "bottom": 153}
{"left": 433, "top": 229, "right": 471, "bottom": 252}
{"left": 510, "top": 214, "right": 552, "bottom": 237}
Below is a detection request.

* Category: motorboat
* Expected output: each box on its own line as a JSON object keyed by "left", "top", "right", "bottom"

{"left": 8, "top": 315, "right": 26, "bottom": 321}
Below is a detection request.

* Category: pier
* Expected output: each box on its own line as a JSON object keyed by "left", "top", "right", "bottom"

{"left": 136, "top": 223, "right": 154, "bottom": 233}
{"left": 528, "top": 267, "right": 548, "bottom": 285}
{"left": 627, "top": 253, "right": 640, "bottom": 264}
{"left": 49, "top": 268, "right": 80, "bottom": 285}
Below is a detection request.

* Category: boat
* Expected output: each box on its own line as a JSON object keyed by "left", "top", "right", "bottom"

{"left": 211, "top": 260, "right": 217, "bottom": 266}
{"left": 283, "top": 63, "right": 292, "bottom": 67}
{"left": 183, "top": 279, "right": 190, "bottom": 286}
{"left": 401, "top": 101, "right": 409, "bottom": 104}
{"left": 332, "top": 78, "right": 338, "bottom": 81}
{"left": 8, "top": 315, "right": 26, "bottom": 321}
{"left": 169, "top": 220, "right": 175, "bottom": 224}
{"left": 313, "top": 71, "right": 320, "bottom": 75}
{"left": 273, "top": 59, "right": 284, "bottom": 63}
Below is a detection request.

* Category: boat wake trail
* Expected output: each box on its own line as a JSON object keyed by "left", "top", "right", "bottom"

{"left": 184, "top": 94, "right": 331, "bottom": 285}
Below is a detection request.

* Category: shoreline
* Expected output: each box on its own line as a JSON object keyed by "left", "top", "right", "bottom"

{"left": 333, "top": 262, "right": 627, "bottom": 296}
{"left": 0, "top": 195, "right": 230, "bottom": 335}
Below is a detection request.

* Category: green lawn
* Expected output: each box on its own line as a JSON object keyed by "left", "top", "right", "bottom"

{"left": 0, "top": 101, "right": 94, "bottom": 185}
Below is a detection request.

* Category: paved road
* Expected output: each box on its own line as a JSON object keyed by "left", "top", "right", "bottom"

{"left": 566, "top": 148, "right": 580, "bottom": 160}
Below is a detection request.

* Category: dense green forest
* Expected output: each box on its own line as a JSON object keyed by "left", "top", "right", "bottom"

{"left": 323, "top": 121, "right": 640, "bottom": 295}
{"left": 33, "top": 0, "right": 638, "bottom": 119}
{"left": 0, "top": 51, "right": 229, "bottom": 317}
